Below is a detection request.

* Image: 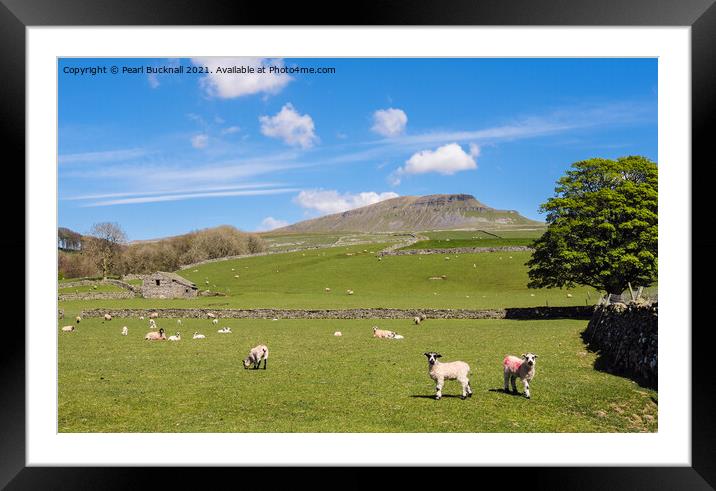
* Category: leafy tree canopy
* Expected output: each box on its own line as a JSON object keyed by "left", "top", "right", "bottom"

{"left": 526, "top": 156, "right": 657, "bottom": 295}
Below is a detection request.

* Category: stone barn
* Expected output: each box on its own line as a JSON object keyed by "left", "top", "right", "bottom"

{"left": 141, "top": 272, "right": 198, "bottom": 299}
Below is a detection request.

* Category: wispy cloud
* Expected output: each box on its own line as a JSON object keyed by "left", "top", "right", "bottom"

{"left": 62, "top": 182, "right": 285, "bottom": 201}
{"left": 83, "top": 187, "right": 299, "bottom": 207}
{"left": 58, "top": 148, "right": 148, "bottom": 165}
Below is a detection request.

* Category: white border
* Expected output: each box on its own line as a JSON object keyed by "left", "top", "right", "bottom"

{"left": 27, "top": 27, "right": 690, "bottom": 466}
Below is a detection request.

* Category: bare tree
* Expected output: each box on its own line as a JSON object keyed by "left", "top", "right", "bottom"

{"left": 85, "top": 222, "right": 127, "bottom": 278}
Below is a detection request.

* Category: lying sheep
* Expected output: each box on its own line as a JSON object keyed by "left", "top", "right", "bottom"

{"left": 61, "top": 325, "right": 74, "bottom": 332}
{"left": 207, "top": 312, "right": 216, "bottom": 319}
{"left": 346, "top": 289, "right": 354, "bottom": 295}
{"left": 168, "top": 332, "right": 181, "bottom": 342}
{"left": 503, "top": 353, "right": 538, "bottom": 399}
{"left": 145, "top": 328, "right": 166, "bottom": 340}
{"left": 193, "top": 332, "right": 205, "bottom": 339}
{"left": 372, "top": 326, "right": 403, "bottom": 339}
{"left": 243, "top": 344, "right": 269, "bottom": 369}
{"left": 217, "top": 327, "right": 232, "bottom": 334}
{"left": 334, "top": 331, "right": 342, "bottom": 337}
{"left": 149, "top": 312, "right": 159, "bottom": 319}
{"left": 424, "top": 352, "right": 472, "bottom": 400}
{"left": 104, "top": 314, "right": 112, "bottom": 321}
{"left": 121, "top": 326, "right": 128, "bottom": 336}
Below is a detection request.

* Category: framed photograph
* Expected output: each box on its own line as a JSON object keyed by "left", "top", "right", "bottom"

{"left": 9, "top": 0, "right": 714, "bottom": 487}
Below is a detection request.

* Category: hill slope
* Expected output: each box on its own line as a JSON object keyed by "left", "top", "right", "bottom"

{"left": 272, "top": 194, "right": 542, "bottom": 233}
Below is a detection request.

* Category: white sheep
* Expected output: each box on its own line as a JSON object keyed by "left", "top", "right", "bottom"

{"left": 503, "top": 353, "right": 538, "bottom": 399}
{"left": 177, "top": 319, "right": 182, "bottom": 325}
{"left": 243, "top": 344, "right": 269, "bottom": 369}
{"left": 121, "top": 326, "right": 128, "bottom": 336}
{"left": 207, "top": 312, "right": 216, "bottom": 319}
{"left": 346, "top": 289, "right": 354, "bottom": 295}
{"left": 149, "top": 318, "right": 157, "bottom": 329}
{"left": 413, "top": 316, "right": 421, "bottom": 325}
{"left": 193, "top": 332, "right": 205, "bottom": 339}
{"left": 149, "top": 312, "right": 159, "bottom": 319}
{"left": 145, "top": 328, "right": 166, "bottom": 340}
{"left": 104, "top": 314, "right": 112, "bottom": 321}
{"left": 217, "top": 327, "right": 232, "bottom": 334}
{"left": 75, "top": 315, "right": 81, "bottom": 324}
{"left": 139, "top": 315, "right": 145, "bottom": 320}
{"left": 168, "top": 332, "right": 181, "bottom": 342}
{"left": 325, "top": 287, "right": 331, "bottom": 292}
{"left": 61, "top": 325, "right": 74, "bottom": 332}
{"left": 372, "top": 326, "right": 394, "bottom": 339}
{"left": 423, "top": 352, "right": 472, "bottom": 400}
{"left": 334, "top": 331, "right": 342, "bottom": 337}
{"left": 419, "top": 314, "right": 427, "bottom": 321}
{"left": 212, "top": 318, "right": 219, "bottom": 325}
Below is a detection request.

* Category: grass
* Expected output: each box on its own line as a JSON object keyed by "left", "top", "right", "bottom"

{"left": 59, "top": 283, "right": 126, "bottom": 294}
{"left": 58, "top": 317, "right": 657, "bottom": 432}
{"left": 58, "top": 244, "right": 599, "bottom": 312}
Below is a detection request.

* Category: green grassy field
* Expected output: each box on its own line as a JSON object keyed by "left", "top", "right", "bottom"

{"left": 59, "top": 283, "right": 126, "bottom": 294}
{"left": 58, "top": 317, "right": 656, "bottom": 432}
{"left": 58, "top": 244, "right": 598, "bottom": 313}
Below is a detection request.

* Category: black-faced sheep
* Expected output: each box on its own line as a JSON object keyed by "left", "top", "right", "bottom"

{"left": 503, "top": 353, "right": 538, "bottom": 398}
{"left": 424, "top": 352, "right": 472, "bottom": 400}
{"left": 145, "top": 328, "right": 166, "bottom": 340}
{"left": 243, "top": 344, "right": 268, "bottom": 369}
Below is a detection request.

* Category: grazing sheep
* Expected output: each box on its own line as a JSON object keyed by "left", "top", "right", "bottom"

{"left": 503, "top": 353, "right": 538, "bottom": 399}
{"left": 334, "top": 331, "right": 342, "bottom": 337}
{"left": 104, "top": 314, "right": 112, "bottom": 321}
{"left": 419, "top": 314, "right": 427, "bottom": 321}
{"left": 325, "top": 287, "right": 331, "bottom": 292}
{"left": 346, "top": 289, "right": 354, "bottom": 295}
{"left": 121, "top": 326, "right": 128, "bottom": 336}
{"left": 177, "top": 319, "right": 182, "bottom": 325}
{"left": 193, "top": 332, "right": 205, "bottom": 339}
{"left": 139, "top": 315, "right": 145, "bottom": 320}
{"left": 75, "top": 315, "right": 81, "bottom": 324}
{"left": 145, "top": 328, "right": 166, "bottom": 341}
{"left": 217, "top": 327, "right": 232, "bottom": 334}
{"left": 168, "top": 332, "right": 181, "bottom": 342}
{"left": 243, "top": 344, "right": 269, "bottom": 369}
{"left": 149, "top": 312, "right": 159, "bottom": 319}
{"left": 423, "top": 352, "right": 472, "bottom": 400}
{"left": 212, "top": 318, "right": 219, "bottom": 325}
{"left": 61, "top": 325, "right": 74, "bottom": 332}
{"left": 413, "top": 316, "right": 422, "bottom": 325}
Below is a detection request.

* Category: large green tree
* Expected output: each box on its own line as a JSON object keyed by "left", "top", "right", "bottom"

{"left": 526, "top": 156, "right": 657, "bottom": 295}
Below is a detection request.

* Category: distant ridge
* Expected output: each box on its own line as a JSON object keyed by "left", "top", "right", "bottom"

{"left": 271, "top": 194, "right": 543, "bottom": 233}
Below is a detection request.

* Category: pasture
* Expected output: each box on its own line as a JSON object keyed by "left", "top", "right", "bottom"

{"left": 58, "top": 316, "right": 657, "bottom": 433}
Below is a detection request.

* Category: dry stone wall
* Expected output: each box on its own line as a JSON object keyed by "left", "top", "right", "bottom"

{"left": 583, "top": 300, "right": 657, "bottom": 387}
{"left": 379, "top": 246, "right": 535, "bottom": 256}
{"left": 79, "top": 306, "right": 594, "bottom": 320}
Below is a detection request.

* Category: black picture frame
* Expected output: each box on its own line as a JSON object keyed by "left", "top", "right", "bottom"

{"left": 6, "top": 0, "right": 713, "bottom": 488}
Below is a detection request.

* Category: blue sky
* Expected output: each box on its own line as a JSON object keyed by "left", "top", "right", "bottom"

{"left": 58, "top": 57, "right": 657, "bottom": 240}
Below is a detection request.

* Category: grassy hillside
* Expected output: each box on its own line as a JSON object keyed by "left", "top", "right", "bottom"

{"left": 59, "top": 244, "right": 599, "bottom": 312}
{"left": 58, "top": 317, "right": 656, "bottom": 432}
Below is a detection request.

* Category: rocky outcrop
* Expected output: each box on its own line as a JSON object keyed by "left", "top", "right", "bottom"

{"left": 582, "top": 300, "right": 658, "bottom": 388}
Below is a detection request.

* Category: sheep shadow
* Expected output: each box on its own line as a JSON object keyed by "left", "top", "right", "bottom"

{"left": 488, "top": 388, "right": 524, "bottom": 397}
{"left": 410, "top": 394, "right": 467, "bottom": 399}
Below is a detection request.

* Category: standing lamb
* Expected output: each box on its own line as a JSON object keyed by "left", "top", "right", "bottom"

{"left": 212, "top": 318, "right": 219, "bottom": 325}
{"left": 413, "top": 316, "right": 421, "bottom": 325}
{"left": 144, "top": 328, "right": 166, "bottom": 340}
{"left": 423, "top": 352, "right": 472, "bottom": 400}
{"left": 121, "top": 326, "right": 128, "bottom": 336}
{"left": 503, "top": 353, "right": 538, "bottom": 399}
{"left": 75, "top": 315, "right": 81, "bottom": 324}
{"left": 243, "top": 344, "right": 269, "bottom": 369}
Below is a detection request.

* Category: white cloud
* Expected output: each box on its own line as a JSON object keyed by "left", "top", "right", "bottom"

{"left": 469, "top": 143, "right": 480, "bottom": 158}
{"left": 371, "top": 108, "right": 407, "bottom": 137}
{"left": 257, "top": 216, "right": 289, "bottom": 231}
{"left": 192, "top": 57, "right": 292, "bottom": 99}
{"left": 191, "top": 134, "right": 209, "bottom": 149}
{"left": 294, "top": 189, "right": 399, "bottom": 215}
{"left": 83, "top": 188, "right": 299, "bottom": 207}
{"left": 401, "top": 142, "right": 477, "bottom": 176}
{"left": 259, "top": 103, "right": 318, "bottom": 149}
{"left": 221, "top": 126, "right": 241, "bottom": 135}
